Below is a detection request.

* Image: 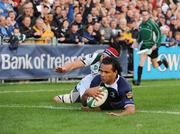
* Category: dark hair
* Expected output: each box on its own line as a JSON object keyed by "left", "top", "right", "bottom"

{"left": 140, "top": 9, "right": 150, "bottom": 14}
{"left": 101, "top": 57, "right": 122, "bottom": 75}
{"left": 109, "top": 41, "right": 121, "bottom": 55}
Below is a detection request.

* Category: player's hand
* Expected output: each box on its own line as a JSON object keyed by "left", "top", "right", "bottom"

{"left": 107, "top": 112, "right": 120, "bottom": 116}
{"left": 81, "top": 105, "right": 101, "bottom": 112}
{"left": 132, "top": 39, "right": 138, "bottom": 48}
{"left": 55, "top": 67, "right": 67, "bottom": 73}
{"left": 86, "top": 87, "right": 104, "bottom": 100}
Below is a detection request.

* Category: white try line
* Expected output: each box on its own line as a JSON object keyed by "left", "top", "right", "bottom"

{"left": 138, "top": 110, "right": 180, "bottom": 115}
{"left": 0, "top": 104, "right": 81, "bottom": 110}
{"left": 133, "top": 83, "right": 180, "bottom": 88}
{"left": 0, "top": 89, "right": 67, "bottom": 94}
{"left": 0, "top": 104, "right": 180, "bottom": 115}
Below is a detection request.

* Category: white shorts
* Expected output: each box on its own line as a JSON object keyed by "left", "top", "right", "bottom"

{"left": 76, "top": 74, "right": 95, "bottom": 97}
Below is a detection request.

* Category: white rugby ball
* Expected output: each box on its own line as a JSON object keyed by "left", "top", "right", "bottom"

{"left": 87, "top": 86, "right": 108, "bottom": 108}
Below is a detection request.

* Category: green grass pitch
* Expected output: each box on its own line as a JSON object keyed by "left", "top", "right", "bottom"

{"left": 0, "top": 79, "right": 180, "bottom": 134}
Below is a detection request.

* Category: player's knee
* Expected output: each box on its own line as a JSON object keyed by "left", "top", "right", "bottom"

{"left": 152, "top": 62, "right": 158, "bottom": 68}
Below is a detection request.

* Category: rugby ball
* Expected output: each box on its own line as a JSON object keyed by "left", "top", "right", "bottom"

{"left": 87, "top": 86, "right": 108, "bottom": 108}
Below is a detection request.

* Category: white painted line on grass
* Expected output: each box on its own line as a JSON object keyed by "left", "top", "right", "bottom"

{"left": 133, "top": 84, "right": 180, "bottom": 88}
{"left": 0, "top": 104, "right": 81, "bottom": 110}
{"left": 138, "top": 110, "right": 180, "bottom": 115}
{"left": 0, "top": 89, "right": 67, "bottom": 94}
{"left": 0, "top": 104, "right": 180, "bottom": 115}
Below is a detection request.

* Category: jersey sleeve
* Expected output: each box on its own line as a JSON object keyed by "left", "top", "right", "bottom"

{"left": 80, "top": 53, "right": 100, "bottom": 66}
{"left": 121, "top": 91, "right": 134, "bottom": 107}
{"left": 109, "top": 90, "right": 134, "bottom": 110}
{"left": 118, "top": 77, "right": 134, "bottom": 107}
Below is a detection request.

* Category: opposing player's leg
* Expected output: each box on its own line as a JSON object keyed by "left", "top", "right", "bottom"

{"left": 133, "top": 48, "right": 169, "bottom": 86}
{"left": 53, "top": 74, "right": 95, "bottom": 103}
{"left": 150, "top": 48, "right": 169, "bottom": 69}
{"left": 133, "top": 53, "right": 147, "bottom": 86}
{"left": 53, "top": 88, "right": 80, "bottom": 103}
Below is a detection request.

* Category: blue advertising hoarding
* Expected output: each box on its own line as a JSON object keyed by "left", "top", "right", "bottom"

{"left": 134, "top": 46, "right": 180, "bottom": 80}
{"left": 0, "top": 45, "right": 107, "bottom": 80}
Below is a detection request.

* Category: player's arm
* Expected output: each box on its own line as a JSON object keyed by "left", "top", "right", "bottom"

{"left": 55, "top": 53, "right": 99, "bottom": 73}
{"left": 55, "top": 59, "right": 85, "bottom": 73}
{"left": 107, "top": 105, "right": 135, "bottom": 116}
{"left": 151, "top": 20, "right": 161, "bottom": 48}
{"left": 108, "top": 88, "right": 135, "bottom": 116}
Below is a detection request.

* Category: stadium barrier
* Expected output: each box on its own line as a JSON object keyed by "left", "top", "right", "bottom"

{"left": 134, "top": 46, "right": 180, "bottom": 80}
{"left": 0, "top": 44, "right": 129, "bottom": 81}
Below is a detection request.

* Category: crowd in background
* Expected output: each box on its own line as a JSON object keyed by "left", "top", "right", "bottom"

{"left": 0, "top": 0, "right": 179, "bottom": 46}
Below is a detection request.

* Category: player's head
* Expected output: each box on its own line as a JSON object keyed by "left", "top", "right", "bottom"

{"left": 141, "top": 10, "right": 150, "bottom": 22}
{"left": 100, "top": 57, "right": 121, "bottom": 84}
{"left": 100, "top": 47, "right": 120, "bottom": 61}
{"left": 103, "top": 47, "right": 120, "bottom": 57}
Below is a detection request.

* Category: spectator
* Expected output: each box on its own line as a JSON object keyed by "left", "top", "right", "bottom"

{"left": 57, "top": 9, "right": 68, "bottom": 27}
{"left": 71, "top": 13, "right": 84, "bottom": 33}
{"left": 32, "top": 18, "right": 54, "bottom": 44}
{"left": 13, "top": 27, "right": 26, "bottom": 43}
{"left": 93, "top": 22, "right": 102, "bottom": 44}
{"left": 160, "top": 25, "right": 174, "bottom": 47}
{"left": 128, "top": 19, "right": 139, "bottom": 39}
{"left": 0, "top": 0, "right": 14, "bottom": 17}
{"left": 19, "top": 16, "right": 34, "bottom": 39}
{"left": 100, "top": 16, "right": 111, "bottom": 43}
{"left": 109, "top": 19, "right": 120, "bottom": 38}
{"left": 119, "top": 18, "right": 132, "bottom": 45}
{"left": 157, "top": 14, "right": 166, "bottom": 27}
{"left": 0, "top": 16, "right": 12, "bottom": 37}
{"left": 43, "top": 13, "right": 57, "bottom": 32}
{"left": 82, "top": 24, "right": 97, "bottom": 44}
{"left": 66, "top": 24, "right": 81, "bottom": 44}
{"left": 57, "top": 19, "right": 70, "bottom": 43}
{"left": 84, "top": 14, "right": 94, "bottom": 26}
{"left": 16, "top": 2, "right": 37, "bottom": 27}
{"left": 169, "top": 16, "right": 177, "bottom": 38}
{"left": 126, "top": 9, "right": 134, "bottom": 23}
{"left": 82, "top": 0, "right": 96, "bottom": 24}
{"left": 6, "top": 17, "right": 14, "bottom": 35}
{"left": 53, "top": 6, "right": 63, "bottom": 28}
{"left": 8, "top": 11, "right": 18, "bottom": 28}
{"left": 165, "top": 9, "right": 173, "bottom": 25}
{"left": 39, "top": 4, "right": 50, "bottom": 20}
{"left": 174, "top": 31, "right": 180, "bottom": 46}
{"left": 90, "top": 7, "right": 101, "bottom": 23}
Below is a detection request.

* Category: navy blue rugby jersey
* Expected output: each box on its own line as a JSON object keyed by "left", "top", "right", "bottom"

{"left": 90, "top": 75, "right": 134, "bottom": 110}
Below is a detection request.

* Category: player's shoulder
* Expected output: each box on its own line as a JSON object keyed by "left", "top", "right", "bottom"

{"left": 90, "top": 74, "right": 101, "bottom": 87}
{"left": 81, "top": 52, "right": 101, "bottom": 66}
{"left": 82, "top": 52, "right": 98, "bottom": 60}
{"left": 117, "top": 76, "right": 132, "bottom": 91}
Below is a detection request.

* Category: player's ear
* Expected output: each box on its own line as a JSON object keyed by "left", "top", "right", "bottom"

{"left": 114, "top": 70, "right": 118, "bottom": 75}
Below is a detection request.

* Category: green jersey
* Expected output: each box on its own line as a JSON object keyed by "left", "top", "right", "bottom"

{"left": 81, "top": 52, "right": 101, "bottom": 75}
{"left": 137, "top": 19, "right": 161, "bottom": 50}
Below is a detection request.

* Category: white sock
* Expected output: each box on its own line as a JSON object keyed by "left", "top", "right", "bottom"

{"left": 58, "top": 92, "right": 80, "bottom": 103}
{"left": 58, "top": 94, "right": 71, "bottom": 103}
